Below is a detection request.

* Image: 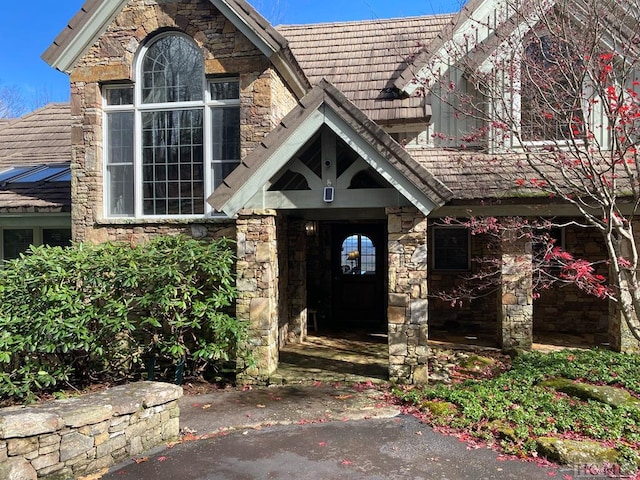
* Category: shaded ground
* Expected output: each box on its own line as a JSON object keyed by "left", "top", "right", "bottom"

{"left": 273, "top": 331, "right": 389, "bottom": 385}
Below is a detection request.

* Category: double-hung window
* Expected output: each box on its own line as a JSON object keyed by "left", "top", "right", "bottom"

{"left": 104, "top": 33, "right": 240, "bottom": 218}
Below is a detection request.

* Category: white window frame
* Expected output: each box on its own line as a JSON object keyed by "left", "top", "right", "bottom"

{"left": 102, "top": 32, "right": 240, "bottom": 219}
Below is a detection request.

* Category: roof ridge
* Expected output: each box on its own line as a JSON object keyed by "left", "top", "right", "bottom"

{"left": 276, "top": 12, "right": 456, "bottom": 29}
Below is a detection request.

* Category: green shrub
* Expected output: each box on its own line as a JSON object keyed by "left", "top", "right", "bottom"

{"left": 0, "top": 235, "right": 244, "bottom": 403}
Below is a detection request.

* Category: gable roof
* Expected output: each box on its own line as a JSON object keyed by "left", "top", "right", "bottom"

{"left": 209, "top": 79, "right": 452, "bottom": 216}
{"left": 278, "top": 14, "right": 454, "bottom": 124}
{"left": 0, "top": 104, "right": 72, "bottom": 212}
{"left": 42, "top": 0, "right": 310, "bottom": 99}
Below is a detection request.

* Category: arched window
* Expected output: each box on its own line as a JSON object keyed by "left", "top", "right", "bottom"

{"left": 341, "top": 234, "right": 376, "bottom": 275}
{"left": 103, "top": 33, "right": 240, "bottom": 218}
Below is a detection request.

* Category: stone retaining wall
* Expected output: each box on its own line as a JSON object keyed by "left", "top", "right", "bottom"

{"left": 0, "top": 382, "right": 182, "bottom": 479}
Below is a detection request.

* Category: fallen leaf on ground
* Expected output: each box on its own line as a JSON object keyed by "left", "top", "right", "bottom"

{"left": 133, "top": 457, "right": 149, "bottom": 464}
{"left": 158, "top": 456, "right": 168, "bottom": 462}
{"left": 256, "top": 404, "right": 266, "bottom": 408}
{"left": 334, "top": 394, "right": 353, "bottom": 400}
{"left": 318, "top": 441, "right": 327, "bottom": 447}
{"left": 341, "top": 460, "right": 352, "bottom": 465}
{"left": 202, "top": 404, "right": 212, "bottom": 410}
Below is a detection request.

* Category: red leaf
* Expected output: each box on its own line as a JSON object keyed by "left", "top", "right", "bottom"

{"left": 341, "top": 460, "right": 352, "bottom": 465}
{"left": 158, "top": 456, "right": 168, "bottom": 462}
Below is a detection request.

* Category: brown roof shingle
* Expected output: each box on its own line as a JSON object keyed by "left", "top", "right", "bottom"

{"left": 0, "top": 104, "right": 71, "bottom": 212}
{"left": 278, "top": 15, "right": 454, "bottom": 124}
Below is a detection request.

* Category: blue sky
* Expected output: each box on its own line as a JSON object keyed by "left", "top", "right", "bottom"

{"left": 0, "top": 0, "right": 462, "bottom": 107}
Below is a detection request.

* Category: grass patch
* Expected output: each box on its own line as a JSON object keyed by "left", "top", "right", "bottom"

{"left": 394, "top": 349, "right": 640, "bottom": 462}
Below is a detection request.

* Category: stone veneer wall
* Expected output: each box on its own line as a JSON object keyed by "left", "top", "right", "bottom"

{"left": 282, "top": 218, "right": 307, "bottom": 345}
{"left": 67, "top": 0, "right": 298, "bottom": 243}
{"left": 0, "top": 382, "right": 181, "bottom": 480}
{"left": 428, "top": 228, "right": 498, "bottom": 338}
{"left": 387, "top": 207, "right": 429, "bottom": 384}
{"left": 498, "top": 230, "right": 533, "bottom": 350}
{"left": 236, "top": 210, "right": 279, "bottom": 382}
{"left": 534, "top": 223, "right": 608, "bottom": 341}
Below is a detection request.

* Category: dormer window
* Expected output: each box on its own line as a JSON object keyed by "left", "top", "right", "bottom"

{"left": 103, "top": 33, "right": 240, "bottom": 218}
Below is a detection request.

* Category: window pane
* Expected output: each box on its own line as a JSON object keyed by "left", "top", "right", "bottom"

{"left": 433, "top": 228, "right": 469, "bottom": 270}
{"left": 210, "top": 80, "right": 239, "bottom": 100}
{"left": 107, "top": 164, "right": 134, "bottom": 216}
{"left": 521, "top": 35, "right": 583, "bottom": 141}
{"left": 142, "top": 36, "right": 204, "bottom": 104}
{"left": 107, "top": 112, "right": 134, "bottom": 164}
{"left": 142, "top": 109, "right": 204, "bottom": 215}
{"left": 341, "top": 234, "right": 376, "bottom": 275}
{"left": 212, "top": 107, "right": 240, "bottom": 161}
{"left": 3, "top": 229, "right": 33, "bottom": 260}
{"left": 43, "top": 229, "right": 72, "bottom": 247}
{"left": 212, "top": 161, "right": 240, "bottom": 188}
{"left": 106, "top": 87, "right": 134, "bottom": 106}
{"left": 106, "top": 112, "right": 134, "bottom": 216}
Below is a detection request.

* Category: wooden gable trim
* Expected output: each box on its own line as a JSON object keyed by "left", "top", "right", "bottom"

{"left": 42, "top": 0, "right": 310, "bottom": 99}
{"left": 42, "top": 0, "right": 128, "bottom": 73}
{"left": 209, "top": 80, "right": 452, "bottom": 217}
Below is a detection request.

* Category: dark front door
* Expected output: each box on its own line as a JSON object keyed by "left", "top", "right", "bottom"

{"left": 331, "top": 223, "right": 386, "bottom": 329}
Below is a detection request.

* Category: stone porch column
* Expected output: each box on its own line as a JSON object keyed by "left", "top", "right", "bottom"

{"left": 609, "top": 307, "right": 640, "bottom": 353}
{"left": 497, "top": 229, "right": 533, "bottom": 350}
{"left": 236, "top": 209, "right": 279, "bottom": 383}
{"left": 387, "top": 208, "right": 429, "bottom": 384}
{"left": 608, "top": 228, "right": 640, "bottom": 353}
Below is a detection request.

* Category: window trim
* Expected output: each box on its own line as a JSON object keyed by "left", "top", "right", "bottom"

{"left": 102, "top": 32, "right": 241, "bottom": 219}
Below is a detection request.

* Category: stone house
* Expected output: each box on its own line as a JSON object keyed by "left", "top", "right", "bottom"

{"left": 37, "top": 0, "right": 638, "bottom": 383}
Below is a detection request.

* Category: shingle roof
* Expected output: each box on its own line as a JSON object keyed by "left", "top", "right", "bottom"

{"left": 0, "top": 104, "right": 71, "bottom": 212}
{"left": 278, "top": 15, "right": 454, "bottom": 124}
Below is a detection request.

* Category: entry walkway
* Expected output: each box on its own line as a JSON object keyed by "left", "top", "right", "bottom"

{"left": 273, "top": 331, "right": 389, "bottom": 384}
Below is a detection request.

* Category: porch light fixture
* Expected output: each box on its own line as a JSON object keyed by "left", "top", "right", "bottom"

{"left": 304, "top": 221, "right": 318, "bottom": 236}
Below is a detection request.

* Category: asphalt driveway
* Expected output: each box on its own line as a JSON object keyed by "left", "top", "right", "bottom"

{"left": 99, "top": 383, "right": 576, "bottom": 480}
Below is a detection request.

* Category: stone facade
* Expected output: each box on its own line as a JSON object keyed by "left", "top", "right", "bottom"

{"left": 281, "top": 217, "right": 307, "bottom": 345}
{"left": 387, "top": 207, "right": 429, "bottom": 384}
{"left": 497, "top": 230, "right": 533, "bottom": 349}
{"left": 236, "top": 210, "right": 280, "bottom": 382}
{"left": 68, "top": 0, "right": 297, "bottom": 243}
{"left": 0, "top": 382, "right": 181, "bottom": 479}
{"left": 429, "top": 220, "right": 612, "bottom": 349}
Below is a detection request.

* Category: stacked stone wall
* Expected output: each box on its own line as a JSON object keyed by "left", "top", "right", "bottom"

{"left": 282, "top": 218, "right": 306, "bottom": 345}
{"left": 68, "top": 0, "right": 298, "bottom": 243}
{"left": 387, "top": 207, "right": 429, "bottom": 384}
{"left": 429, "top": 220, "right": 610, "bottom": 347}
{"left": 0, "top": 382, "right": 181, "bottom": 479}
{"left": 428, "top": 229, "right": 498, "bottom": 339}
{"left": 534, "top": 224, "right": 608, "bottom": 341}
{"left": 236, "top": 210, "right": 279, "bottom": 382}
